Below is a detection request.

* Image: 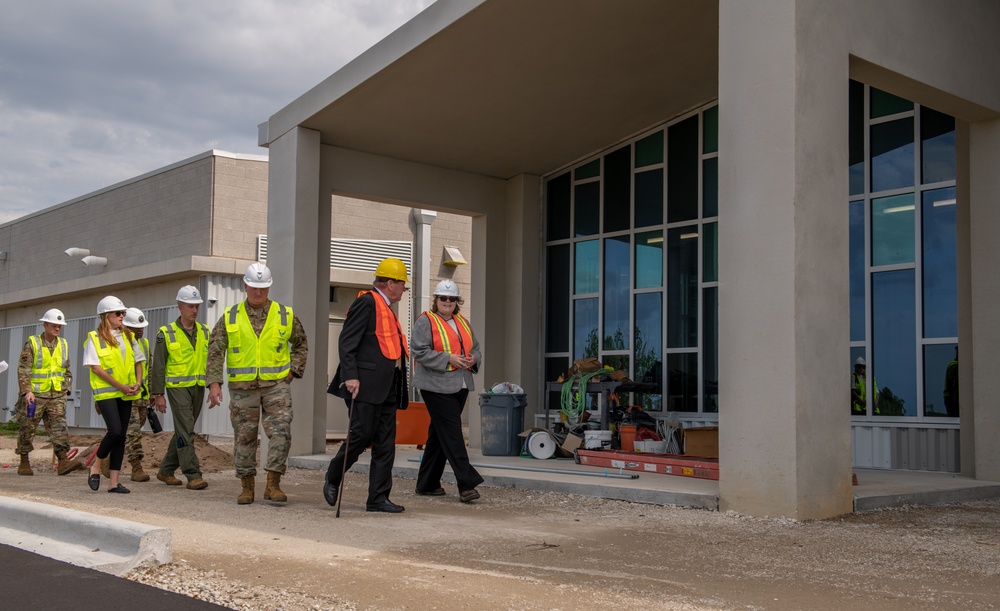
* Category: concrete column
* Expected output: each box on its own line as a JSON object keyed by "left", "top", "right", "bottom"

{"left": 505, "top": 174, "right": 542, "bottom": 420}
{"left": 266, "top": 126, "right": 329, "bottom": 456}
{"left": 718, "top": 0, "right": 853, "bottom": 518}
{"left": 966, "top": 117, "right": 1000, "bottom": 481}
{"left": 411, "top": 209, "right": 437, "bottom": 319}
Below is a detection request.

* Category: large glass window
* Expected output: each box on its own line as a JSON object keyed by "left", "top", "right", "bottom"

{"left": 849, "top": 81, "right": 957, "bottom": 423}
{"left": 544, "top": 104, "right": 718, "bottom": 414}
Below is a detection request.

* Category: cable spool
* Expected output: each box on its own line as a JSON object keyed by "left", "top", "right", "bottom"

{"left": 527, "top": 431, "right": 556, "bottom": 459}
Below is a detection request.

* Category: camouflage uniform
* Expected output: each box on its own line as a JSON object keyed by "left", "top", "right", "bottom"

{"left": 126, "top": 336, "right": 152, "bottom": 462}
{"left": 206, "top": 299, "right": 308, "bottom": 477}
{"left": 16, "top": 335, "right": 73, "bottom": 457}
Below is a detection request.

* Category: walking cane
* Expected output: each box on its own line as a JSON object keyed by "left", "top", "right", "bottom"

{"left": 335, "top": 394, "right": 355, "bottom": 518}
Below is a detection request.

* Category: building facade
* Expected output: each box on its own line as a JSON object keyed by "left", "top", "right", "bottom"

{"left": 258, "top": 0, "right": 1000, "bottom": 518}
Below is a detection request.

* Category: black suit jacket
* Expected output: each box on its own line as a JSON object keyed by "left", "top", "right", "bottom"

{"left": 329, "top": 291, "right": 408, "bottom": 409}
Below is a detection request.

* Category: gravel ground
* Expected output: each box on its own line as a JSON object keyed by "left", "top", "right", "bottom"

{"left": 3, "top": 435, "right": 1000, "bottom": 610}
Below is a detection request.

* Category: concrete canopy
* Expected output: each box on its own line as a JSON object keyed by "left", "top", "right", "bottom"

{"left": 261, "top": 0, "right": 719, "bottom": 178}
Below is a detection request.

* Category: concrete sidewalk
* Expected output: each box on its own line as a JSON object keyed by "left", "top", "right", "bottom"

{"left": 289, "top": 446, "right": 1000, "bottom": 512}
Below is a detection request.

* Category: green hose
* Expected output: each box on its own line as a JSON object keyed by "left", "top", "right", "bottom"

{"left": 560, "top": 368, "right": 613, "bottom": 424}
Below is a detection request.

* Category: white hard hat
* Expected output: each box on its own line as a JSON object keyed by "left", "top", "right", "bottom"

{"left": 39, "top": 308, "right": 67, "bottom": 325}
{"left": 96, "top": 296, "right": 126, "bottom": 315}
{"left": 854, "top": 357, "right": 866, "bottom": 366}
{"left": 243, "top": 262, "right": 273, "bottom": 288}
{"left": 433, "top": 279, "right": 460, "bottom": 297}
{"left": 176, "top": 285, "right": 204, "bottom": 304}
{"left": 123, "top": 307, "right": 149, "bottom": 328}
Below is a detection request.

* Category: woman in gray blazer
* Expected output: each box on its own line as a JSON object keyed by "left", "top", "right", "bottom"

{"left": 412, "top": 279, "right": 484, "bottom": 502}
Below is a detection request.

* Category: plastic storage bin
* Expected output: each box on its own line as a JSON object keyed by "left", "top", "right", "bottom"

{"left": 480, "top": 392, "right": 527, "bottom": 456}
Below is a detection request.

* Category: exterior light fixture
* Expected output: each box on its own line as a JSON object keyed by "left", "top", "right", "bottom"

{"left": 65, "top": 248, "right": 91, "bottom": 258}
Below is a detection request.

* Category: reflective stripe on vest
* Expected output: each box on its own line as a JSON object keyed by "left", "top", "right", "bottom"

{"left": 223, "top": 301, "right": 293, "bottom": 382}
{"left": 159, "top": 321, "right": 209, "bottom": 387}
{"left": 355, "top": 290, "right": 408, "bottom": 360}
{"left": 28, "top": 335, "right": 68, "bottom": 394}
{"left": 87, "top": 330, "right": 136, "bottom": 401}
{"left": 423, "top": 311, "right": 473, "bottom": 372}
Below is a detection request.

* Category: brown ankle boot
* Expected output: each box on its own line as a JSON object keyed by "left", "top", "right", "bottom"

{"left": 129, "top": 459, "right": 150, "bottom": 482}
{"left": 56, "top": 450, "right": 84, "bottom": 475}
{"left": 263, "top": 471, "right": 287, "bottom": 502}
{"left": 17, "top": 454, "right": 33, "bottom": 476}
{"left": 237, "top": 475, "right": 255, "bottom": 504}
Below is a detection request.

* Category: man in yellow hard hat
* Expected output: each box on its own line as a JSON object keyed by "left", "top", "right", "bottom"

{"left": 324, "top": 257, "right": 410, "bottom": 513}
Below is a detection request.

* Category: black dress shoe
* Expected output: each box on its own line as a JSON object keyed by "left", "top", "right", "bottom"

{"left": 88, "top": 473, "right": 100, "bottom": 491}
{"left": 108, "top": 483, "right": 130, "bottom": 494}
{"left": 415, "top": 487, "right": 445, "bottom": 496}
{"left": 366, "top": 500, "right": 405, "bottom": 513}
{"left": 323, "top": 480, "right": 339, "bottom": 506}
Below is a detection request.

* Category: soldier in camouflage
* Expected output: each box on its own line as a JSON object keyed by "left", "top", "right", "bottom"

{"left": 16, "top": 308, "right": 84, "bottom": 476}
{"left": 207, "top": 263, "right": 308, "bottom": 504}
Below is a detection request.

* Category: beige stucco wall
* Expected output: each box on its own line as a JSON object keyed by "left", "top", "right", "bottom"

{"left": 211, "top": 156, "right": 269, "bottom": 260}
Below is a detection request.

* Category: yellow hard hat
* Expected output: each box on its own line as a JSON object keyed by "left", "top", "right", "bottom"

{"left": 374, "top": 257, "right": 409, "bottom": 282}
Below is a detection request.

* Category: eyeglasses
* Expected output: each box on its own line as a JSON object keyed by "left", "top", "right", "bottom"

{"left": 438, "top": 296, "right": 459, "bottom": 303}
{"left": 112, "top": 311, "right": 126, "bottom": 317}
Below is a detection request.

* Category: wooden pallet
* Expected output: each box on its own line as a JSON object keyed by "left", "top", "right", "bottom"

{"left": 575, "top": 449, "right": 719, "bottom": 480}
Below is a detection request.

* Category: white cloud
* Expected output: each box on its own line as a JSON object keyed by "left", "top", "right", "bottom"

{"left": 0, "top": 0, "right": 432, "bottom": 221}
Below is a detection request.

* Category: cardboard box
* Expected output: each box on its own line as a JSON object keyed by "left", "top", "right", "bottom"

{"left": 683, "top": 426, "right": 719, "bottom": 458}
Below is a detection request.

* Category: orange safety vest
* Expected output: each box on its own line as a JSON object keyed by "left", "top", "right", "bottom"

{"left": 423, "top": 311, "right": 473, "bottom": 371}
{"left": 356, "top": 290, "right": 408, "bottom": 360}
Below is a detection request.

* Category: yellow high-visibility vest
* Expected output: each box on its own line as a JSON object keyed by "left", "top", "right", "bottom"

{"left": 86, "top": 330, "right": 136, "bottom": 401}
{"left": 223, "top": 301, "right": 293, "bottom": 382}
{"left": 28, "top": 335, "right": 68, "bottom": 394}
{"left": 159, "top": 321, "right": 209, "bottom": 388}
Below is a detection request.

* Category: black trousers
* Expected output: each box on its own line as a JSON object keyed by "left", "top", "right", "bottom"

{"left": 325, "top": 394, "right": 398, "bottom": 506}
{"left": 416, "top": 389, "right": 483, "bottom": 494}
{"left": 95, "top": 397, "right": 132, "bottom": 471}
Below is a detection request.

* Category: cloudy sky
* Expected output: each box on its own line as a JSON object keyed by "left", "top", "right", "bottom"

{"left": 0, "top": 0, "right": 433, "bottom": 225}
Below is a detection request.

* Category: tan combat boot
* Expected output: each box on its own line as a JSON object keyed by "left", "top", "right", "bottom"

{"left": 263, "top": 471, "right": 287, "bottom": 502}
{"left": 56, "top": 450, "right": 84, "bottom": 475}
{"left": 17, "top": 454, "right": 33, "bottom": 476}
{"left": 130, "top": 459, "right": 150, "bottom": 482}
{"left": 237, "top": 475, "right": 255, "bottom": 505}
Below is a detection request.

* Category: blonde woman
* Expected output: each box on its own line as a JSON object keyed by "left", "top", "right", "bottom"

{"left": 84, "top": 296, "right": 145, "bottom": 493}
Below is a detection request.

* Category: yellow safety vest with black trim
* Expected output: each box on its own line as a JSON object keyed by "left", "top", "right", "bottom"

{"left": 86, "top": 330, "right": 137, "bottom": 401}
{"left": 159, "top": 321, "right": 209, "bottom": 388}
{"left": 423, "top": 311, "right": 473, "bottom": 371}
{"left": 28, "top": 335, "right": 69, "bottom": 394}
{"left": 223, "top": 301, "right": 293, "bottom": 382}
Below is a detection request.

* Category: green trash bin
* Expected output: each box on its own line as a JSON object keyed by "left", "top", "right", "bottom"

{"left": 480, "top": 392, "right": 527, "bottom": 456}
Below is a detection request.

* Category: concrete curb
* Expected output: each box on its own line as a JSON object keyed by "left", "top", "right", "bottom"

{"left": 0, "top": 496, "right": 171, "bottom": 575}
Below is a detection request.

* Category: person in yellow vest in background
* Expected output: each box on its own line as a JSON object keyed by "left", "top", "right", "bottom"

{"left": 851, "top": 356, "right": 879, "bottom": 415}
{"left": 15, "top": 308, "right": 84, "bottom": 476}
{"left": 151, "top": 286, "right": 211, "bottom": 491}
{"left": 84, "top": 296, "right": 145, "bottom": 494}
{"left": 412, "top": 279, "right": 484, "bottom": 503}
{"left": 108, "top": 307, "right": 153, "bottom": 483}
{"left": 207, "top": 264, "right": 309, "bottom": 504}
{"left": 324, "top": 257, "right": 410, "bottom": 513}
